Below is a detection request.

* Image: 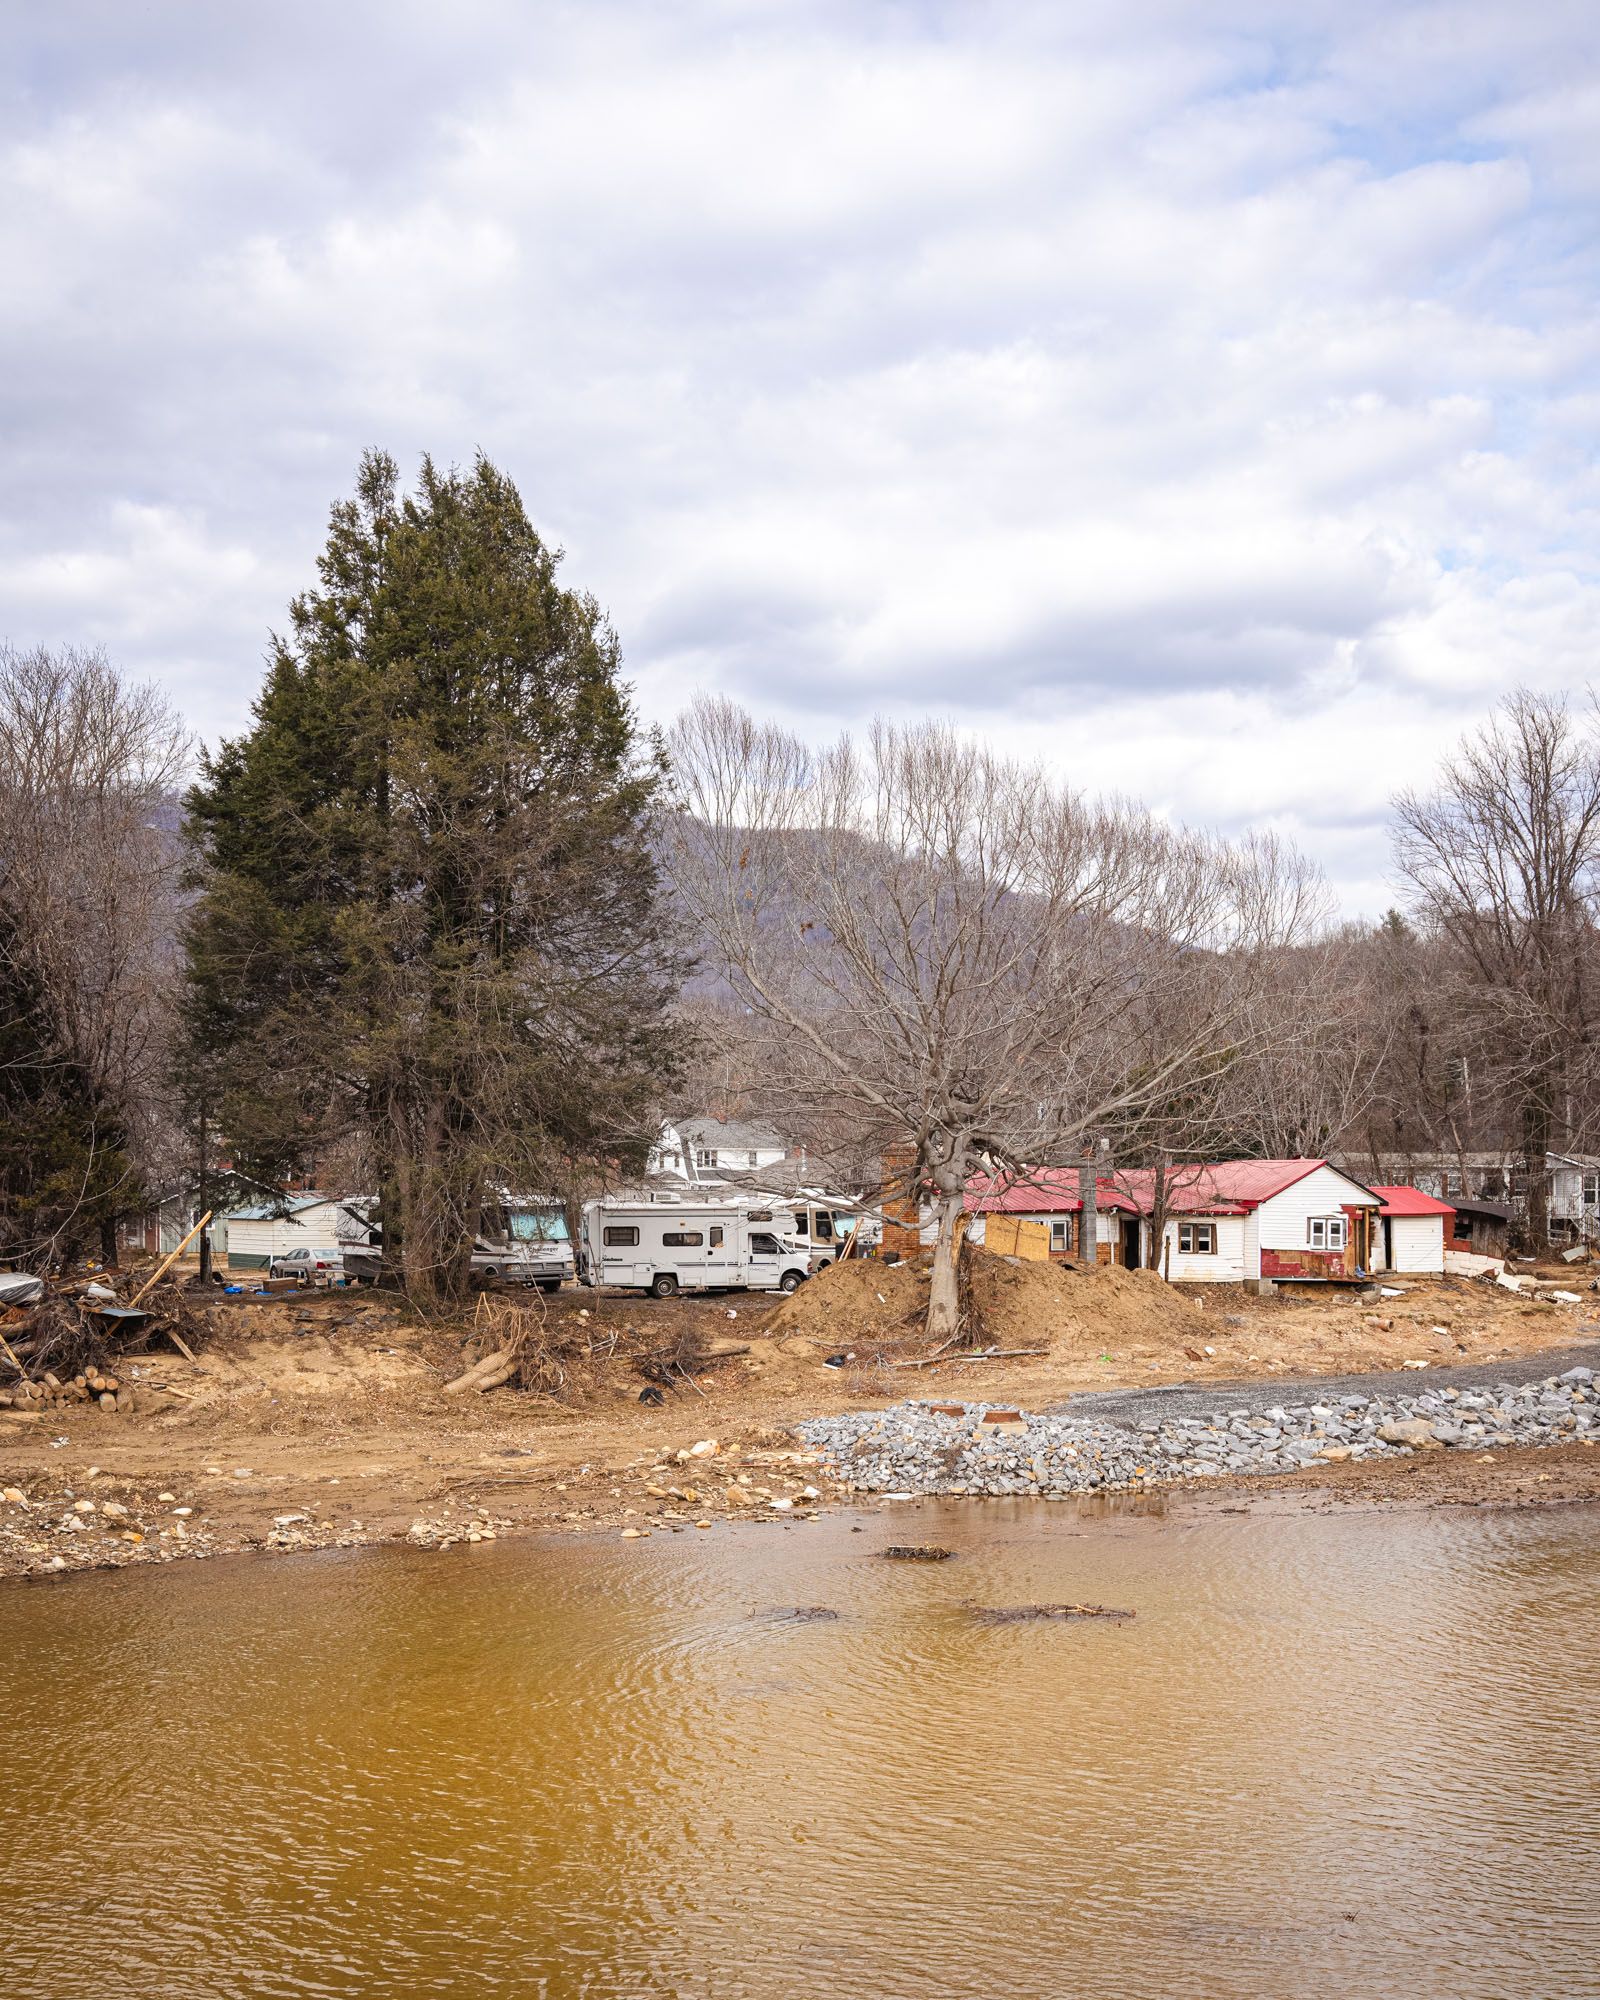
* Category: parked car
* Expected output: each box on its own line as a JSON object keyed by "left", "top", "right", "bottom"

{"left": 267, "top": 1246, "right": 345, "bottom": 1287}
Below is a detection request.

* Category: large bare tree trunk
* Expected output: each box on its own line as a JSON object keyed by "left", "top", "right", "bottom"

{"left": 927, "top": 1185, "right": 965, "bottom": 1342}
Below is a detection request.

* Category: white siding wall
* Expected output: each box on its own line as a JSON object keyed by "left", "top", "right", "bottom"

{"left": 1242, "top": 1208, "right": 1260, "bottom": 1281}
{"left": 226, "top": 1204, "right": 352, "bottom": 1268}
{"left": 1256, "top": 1166, "right": 1380, "bottom": 1252}
{"left": 1388, "top": 1215, "right": 1445, "bottom": 1274}
{"left": 1162, "top": 1216, "right": 1247, "bottom": 1281}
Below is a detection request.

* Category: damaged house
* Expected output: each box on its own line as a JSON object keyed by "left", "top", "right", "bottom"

{"left": 966, "top": 1159, "right": 1430, "bottom": 1283}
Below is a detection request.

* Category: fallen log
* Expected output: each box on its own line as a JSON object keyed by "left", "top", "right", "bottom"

{"left": 442, "top": 1344, "right": 521, "bottom": 1395}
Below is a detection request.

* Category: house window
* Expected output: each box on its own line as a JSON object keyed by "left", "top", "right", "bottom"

{"left": 1308, "top": 1216, "right": 1347, "bottom": 1251}
{"left": 1178, "top": 1222, "right": 1216, "bottom": 1255}
{"left": 747, "top": 1151, "right": 758, "bottom": 1168}
{"left": 696, "top": 1148, "right": 718, "bottom": 1169}
{"left": 1050, "top": 1220, "right": 1068, "bottom": 1251}
{"left": 603, "top": 1226, "right": 639, "bottom": 1247}
{"left": 662, "top": 1230, "right": 704, "bottom": 1247}
{"left": 1583, "top": 1174, "right": 1599, "bottom": 1207}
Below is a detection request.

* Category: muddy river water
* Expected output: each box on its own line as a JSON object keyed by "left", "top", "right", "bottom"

{"left": 3, "top": 1497, "right": 1598, "bottom": 2000}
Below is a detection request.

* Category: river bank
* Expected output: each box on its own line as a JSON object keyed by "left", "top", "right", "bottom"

{"left": 3, "top": 1263, "right": 1599, "bottom": 1581}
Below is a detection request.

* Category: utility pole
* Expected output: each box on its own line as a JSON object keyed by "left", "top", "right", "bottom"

{"left": 1077, "top": 1141, "right": 1098, "bottom": 1267}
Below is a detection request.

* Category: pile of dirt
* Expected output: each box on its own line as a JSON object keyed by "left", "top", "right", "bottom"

{"left": 968, "top": 1255, "right": 1206, "bottom": 1353}
{"left": 758, "top": 1249, "right": 1207, "bottom": 1358}
{"left": 762, "top": 1257, "right": 927, "bottom": 1345}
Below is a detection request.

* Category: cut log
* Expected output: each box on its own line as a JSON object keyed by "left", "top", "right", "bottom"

{"left": 442, "top": 1345, "right": 520, "bottom": 1395}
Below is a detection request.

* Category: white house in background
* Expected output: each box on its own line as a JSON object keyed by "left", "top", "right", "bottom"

{"left": 223, "top": 1195, "right": 374, "bottom": 1272}
{"left": 1347, "top": 1150, "right": 1600, "bottom": 1246}
{"left": 648, "top": 1116, "right": 789, "bottom": 1184}
{"left": 1368, "top": 1185, "right": 1455, "bottom": 1274}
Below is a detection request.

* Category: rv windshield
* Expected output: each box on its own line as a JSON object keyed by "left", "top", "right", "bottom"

{"left": 513, "top": 1212, "right": 570, "bottom": 1243}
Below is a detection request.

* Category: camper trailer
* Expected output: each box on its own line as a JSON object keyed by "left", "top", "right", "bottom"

{"left": 579, "top": 1199, "right": 811, "bottom": 1297}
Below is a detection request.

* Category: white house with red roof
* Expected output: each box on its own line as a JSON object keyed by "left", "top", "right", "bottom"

{"left": 1368, "top": 1184, "right": 1456, "bottom": 1275}
{"left": 967, "top": 1158, "right": 1390, "bottom": 1283}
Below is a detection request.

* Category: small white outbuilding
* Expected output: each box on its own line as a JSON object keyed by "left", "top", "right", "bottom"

{"left": 223, "top": 1195, "right": 372, "bottom": 1271}
{"left": 1369, "top": 1185, "right": 1455, "bottom": 1275}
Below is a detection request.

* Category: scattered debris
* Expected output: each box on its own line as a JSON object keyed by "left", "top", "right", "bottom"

{"left": 969, "top": 1603, "right": 1135, "bottom": 1624}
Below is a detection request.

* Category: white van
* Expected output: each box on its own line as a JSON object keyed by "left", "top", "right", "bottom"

{"left": 579, "top": 1200, "right": 811, "bottom": 1297}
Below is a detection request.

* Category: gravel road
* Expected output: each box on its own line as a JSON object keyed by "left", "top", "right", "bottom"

{"left": 1057, "top": 1341, "right": 1600, "bottom": 1431}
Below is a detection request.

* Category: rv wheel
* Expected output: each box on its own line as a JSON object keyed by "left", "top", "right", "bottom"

{"left": 779, "top": 1269, "right": 804, "bottom": 1294}
{"left": 650, "top": 1272, "right": 679, "bottom": 1299}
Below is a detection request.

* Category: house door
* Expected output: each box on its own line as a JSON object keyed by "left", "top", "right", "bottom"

{"left": 1121, "top": 1218, "right": 1142, "bottom": 1269}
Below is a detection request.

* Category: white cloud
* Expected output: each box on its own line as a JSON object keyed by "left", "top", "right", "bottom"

{"left": 1, "top": 0, "right": 1598, "bottom": 912}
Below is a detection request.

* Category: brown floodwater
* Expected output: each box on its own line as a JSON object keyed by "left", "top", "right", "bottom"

{"left": 2, "top": 1497, "right": 1598, "bottom": 2000}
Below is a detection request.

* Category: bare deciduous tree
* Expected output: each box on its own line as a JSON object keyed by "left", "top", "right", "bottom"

{"left": 0, "top": 643, "right": 187, "bottom": 1260}
{"left": 666, "top": 698, "right": 1325, "bottom": 1337}
{"left": 1394, "top": 689, "right": 1600, "bottom": 1243}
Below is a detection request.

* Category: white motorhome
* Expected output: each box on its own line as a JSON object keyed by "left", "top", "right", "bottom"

{"left": 579, "top": 1200, "right": 811, "bottom": 1297}
{"left": 473, "top": 1204, "right": 575, "bottom": 1290}
{"left": 780, "top": 1198, "right": 877, "bottom": 1266}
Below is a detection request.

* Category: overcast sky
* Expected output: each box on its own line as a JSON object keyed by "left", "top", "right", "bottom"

{"left": 5, "top": 2, "right": 1597, "bottom": 914}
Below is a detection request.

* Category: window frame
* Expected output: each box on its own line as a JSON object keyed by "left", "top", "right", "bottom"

{"left": 1307, "top": 1215, "right": 1347, "bottom": 1251}
{"left": 602, "top": 1225, "right": 640, "bottom": 1248}
{"left": 661, "top": 1229, "right": 704, "bottom": 1248}
{"left": 1177, "top": 1221, "right": 1216, "bottom": 1255}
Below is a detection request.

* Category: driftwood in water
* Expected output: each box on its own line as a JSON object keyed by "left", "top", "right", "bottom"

{"left": 968, "top": 1602, "right": 1135, "bottom": 1624}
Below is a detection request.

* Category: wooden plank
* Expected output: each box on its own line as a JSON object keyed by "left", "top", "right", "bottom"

{"left": 127, "top": 1211, "right": 213, "bottom": 1308}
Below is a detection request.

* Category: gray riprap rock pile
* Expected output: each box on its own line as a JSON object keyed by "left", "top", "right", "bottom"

{"left": 798, "top": 1367, "right": 1596, "bottom": 1497}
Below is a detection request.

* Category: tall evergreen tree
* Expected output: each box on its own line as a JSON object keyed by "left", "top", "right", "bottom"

{"left": 184, "top": 452, "right": 686, "bottom": 1299}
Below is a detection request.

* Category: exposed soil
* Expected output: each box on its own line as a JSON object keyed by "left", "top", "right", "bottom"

{"left": 2, "top": 1249, "right": 1598, "bottom": 1583}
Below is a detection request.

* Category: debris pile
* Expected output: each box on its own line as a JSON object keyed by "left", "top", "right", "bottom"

{"left": 799, "top": 1367, "right": 1598, "bottom": 1496}
{"left": 0, "top": 1267, "right": 203, "bottom": 1421}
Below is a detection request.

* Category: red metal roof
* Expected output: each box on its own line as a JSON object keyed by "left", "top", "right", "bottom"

{"left": 969, "top": 1158, "right": 1378, "bottom": 1219}
{"left": 963, "top": 1169, "right": 1139, "bottom": 1215}
{"left": 1369, "top": 1184, "right": 1456, "bottom": 1218}
{"left": 1103, "top": 1159, "right": 1369, "bottom": 1214}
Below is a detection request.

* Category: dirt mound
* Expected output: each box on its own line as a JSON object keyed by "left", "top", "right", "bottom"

{"left": 758, "top": 1249, "right": 1205, "bottom": 1358}
{"left": 968, "top": 1255, "right": 1205, "bottom": 1353}
{"left": 762, "top": 1257, "right": 926, "bottom": 1346}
